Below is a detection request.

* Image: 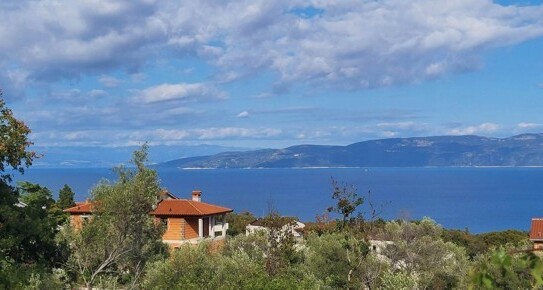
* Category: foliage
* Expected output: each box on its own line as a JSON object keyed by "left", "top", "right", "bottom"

{"left": 221, "top": 230, "right": 268, "bottom": 263}
{"left": 61, "top": 145, "right": 168, "bottom": 289}
{"left": 327, "top": 178, "right": 363, "bottom": 228}
{"left": 305, "top": 231, "right": 379, "bottom": 288}
{"left": 0, "top": 181, "right": 70, "bottom": 288}
{"left": 469, "top": 244, "right": 543, "bottom": 289}
{"left": 57, "top": 184, "right": 76, "bottom": 210}
{"left": 379, "top": 218, "right": 470, "bottom": 289}
{"left": 305, "top": 232, "right": 354, "bottom": 287}
{"left": 378, "top": 269, "right": 416, "bottom": 290}
{"left": 441, "top": 228, "right": 487, "bottom": 259}
{"left": 0, "top": 93, "right": 36, "bottom": 182}
{"left": 259, "top": 212, "right": 301, "bottom": 276}
{"left": 143, "top": 243, "right": 217, "bottom": 290}
{"left": 442, "top": 228, "right": 529, "bottom": 259}
{"left": 225, "top": 211, "right": 256, "bottom": 236}
{"left": 477, "top": 230, "right": 528, "bottom": 250}
{"left": 304, "top": 212, "right": 337, "bottom": 236}
{"left": 15, "top": 182, "right": 65, "bottom": 266}
{"left": 143, "top": 238, "right": 321, "bottom": 290}
{"left": 0, "top": 97, "right": 57, "bottom": 288}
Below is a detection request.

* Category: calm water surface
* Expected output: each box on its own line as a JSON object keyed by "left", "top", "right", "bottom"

{"left": 13, "top": 167, "right": 543, "bottom": 233}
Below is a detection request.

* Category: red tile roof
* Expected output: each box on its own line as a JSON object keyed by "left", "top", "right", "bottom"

{"left": 150, "top": 199, "right": 233, "bottom": 217}
{"left": 530, "top": 218, "right": 543, "bottom": 241}
{"left": 64, "top": 202, "right": 94, "bottom": 214}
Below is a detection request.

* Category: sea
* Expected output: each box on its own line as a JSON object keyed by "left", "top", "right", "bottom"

{"left": 12, "top": 167, "right": 543, "bottom": 234}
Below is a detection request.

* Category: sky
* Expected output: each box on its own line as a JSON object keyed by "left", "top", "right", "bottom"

{"left": 3, "top": 0, "right": 543, "bottom": 150}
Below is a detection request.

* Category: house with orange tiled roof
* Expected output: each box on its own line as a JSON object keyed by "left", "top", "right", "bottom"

{"left": 63, "top": 190, "right": 233, "bottom": 248}
{"left": 64, "top": 200, "right": 94, "bottom": 230}
{"left": 150, "top": 190, "right": 233, "bottom": 248}
{"left": 530, "top": 218, "right": 543, "bottom": 251}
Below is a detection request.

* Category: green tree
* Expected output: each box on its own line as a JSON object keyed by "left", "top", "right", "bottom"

{"left": 225, "top": 211, "right": 256, "bottom": 236}
{"left": 380, "top": 218, "right": 470, "bottom": 289}
{"left": 143, "top": 235, "right": 321, "bottom": 290}
{"left": 0, "top": 95, "right": 56, "bottom": 288}
{"left": 305, "top": 231, "right": 374, "bottom": 288}
{"left": 0, "top": 93, "right": 36, "bottom": 182}
{"left": 57, "top": 184, "right": 76, "bottom": 210}
{"left": 260, "top": 212, "right": 300, "bottom": 277}
{"left": 15, "top": 182, "right": 65, "bottom": 266}
{"left": 469, "top": 244, "right": 543, "bottom": 289}
{"left": 327, "top": 178, "right": 363, "bottom": 229}
{"left": 61, "top": 145, "right": 167, "bottom": 289}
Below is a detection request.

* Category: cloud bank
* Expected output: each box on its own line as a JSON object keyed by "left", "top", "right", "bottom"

{"left": 1, "top": 0, "right": 543, "bottom": 147}
{"left": 1, "top": 0, "right": 542, "bottom": 94}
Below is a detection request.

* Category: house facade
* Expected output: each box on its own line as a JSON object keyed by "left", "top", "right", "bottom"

{"left": 530, "top": 218, "right": 543, "bottom": 251}
{"left": 150, "top": 190, "right": 232, "bottom": 248}
{"left": 64, "top": 190, "right": 232, "bottom": 249}
{"left": 64, "top": 201, "right": 93, "bottom": 230}
{"left": 246, "top": 217, "right": 305, "bottom": 241}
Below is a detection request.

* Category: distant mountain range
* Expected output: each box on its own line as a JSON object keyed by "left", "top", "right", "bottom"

{"left": 32, "top": 144, "right": 251, "bottom": 168}
{"left": 157, "top": 134, "right": 543, "bottom": 168}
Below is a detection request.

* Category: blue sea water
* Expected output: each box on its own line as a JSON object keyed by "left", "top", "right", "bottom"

{"left": 12, "top": 167, "right": 543, "bottom": 233}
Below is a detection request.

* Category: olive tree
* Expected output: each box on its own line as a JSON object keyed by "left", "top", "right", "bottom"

{"left": 61, "top": 145, "right": 167, "bottom": 289}
{"left": 379, "top": 218, "right": 470, "bottom": 289}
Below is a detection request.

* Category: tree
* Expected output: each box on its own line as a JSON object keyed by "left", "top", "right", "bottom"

{"left": 15, "top": 182, "right": 65, "bottom": 266}
{"left": 260, "top": 212, "right": 299, "bottom": 277}
{"left": 305, "top": 231, "right": 379, "bottom": 288}
{"left": 61, "top": 145, "right": 167, "bottom": 289}
{"left": 0, "top": 92, "right": 36, "bottom": 182}
{"left": 0, "top": 94, "right": 50, "bottom": 288}
{"left": 379, "top": 218, "right": 470, "bottom": 289}
{"left": 225, "top": 211, "right": 256, "bottom": 236}
{"left": 327, "top": 178, "right": 364, "bottom": 228}
{"left": 57, "top": 184, "right": 76, "bottom": 210}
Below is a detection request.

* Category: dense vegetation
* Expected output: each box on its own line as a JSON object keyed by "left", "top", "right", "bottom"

{"left": 2, "top": 95, "right": 543, "bottom": 289}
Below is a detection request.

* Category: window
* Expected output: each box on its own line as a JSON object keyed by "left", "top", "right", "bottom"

{"left": 215, "top": 214, "right": 224, "bottom": 225}
{"left": 81, "top": 215, "right": 90, "bottom": 226}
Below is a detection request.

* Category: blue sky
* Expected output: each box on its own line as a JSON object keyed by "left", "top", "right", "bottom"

{"left": 3, "top": 0, "right": 543, "bottom": 149}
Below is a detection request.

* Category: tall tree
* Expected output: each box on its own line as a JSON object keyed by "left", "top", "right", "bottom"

{"left": 0, "top": 92, "right": 36, "bottom": 182}
{"left": 0, "top": 93, "right": 52, "bottom": 288}
{"left": 16, "top": 182, "right": 64, "bottom": 266}
{"left": 58, "top": 184, "right": 76, "bottom": 209}
{"left": 327, "top": 178, "right": 364, "bottom": 228}
{"left": 61, "top": 145, "right": 167, "bottom": 289}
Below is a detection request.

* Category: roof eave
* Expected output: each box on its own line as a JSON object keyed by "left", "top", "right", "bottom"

{"left": 151, "top": 210, "right": 233, "bottom": 217}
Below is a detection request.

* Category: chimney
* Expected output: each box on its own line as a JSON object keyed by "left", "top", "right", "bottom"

{"left": 191, "top": 190, "right": 202, "bottom": 202}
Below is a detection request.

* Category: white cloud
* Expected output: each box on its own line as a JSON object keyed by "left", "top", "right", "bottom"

{"left": 195, "top": 0, "right": 543, "bottom": 88}
{"left": 194, "top": 127, "right": 282, "bottom": 140}
{"left": 99, "top": 75, "right": 123, "bottom": 88}
{"left": 31, "top": 126, "right": 283, "bottom": 147}
{"left": 377, "top": 121, "right": 417, "bottom": 129}
{"left": 135, "top": 127, "right": 282, "bottom": 141}
{"left": 381, "top": 131, "right": 398, "bottom": 138}
{"left": 517, "top": 122, "right": 542, "bottom": 129}
{"left": 448, "top": 122, "right": 500, "bottom": 135}
{"left": 237, "top": 111, "right": 250, "bottom": 118}
{"left": 1, "top": 0, "right": 542, "bottom": 91}
{"left": 3, "top": 0, "right": 543, "bottom": 148}
{"left": 88, "top": 89, "right": 107, "bottom": 98}
{"left": 137, "top": 83, "right": 225, "bottom": 103}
